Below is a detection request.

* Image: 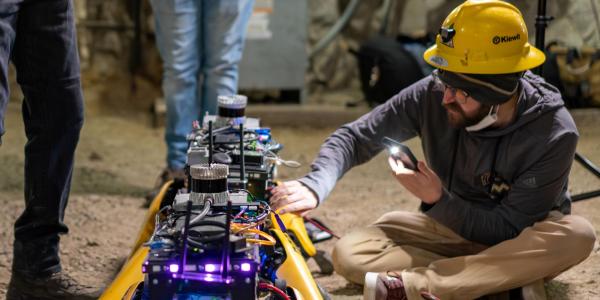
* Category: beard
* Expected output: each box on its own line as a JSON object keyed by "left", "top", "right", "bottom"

{"left": 443, "top": 102, "right": 492, "bottom": 128}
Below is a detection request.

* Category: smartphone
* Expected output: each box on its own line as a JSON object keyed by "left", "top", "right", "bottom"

{"left": 382, "top": 137, "right": 419, "bottom": 171}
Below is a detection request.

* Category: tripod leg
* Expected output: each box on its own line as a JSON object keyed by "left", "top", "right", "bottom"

{"left": 572, "top": 153, "right": 600, "bottom": 201}
{"left": 575, "top": 152, "right": 600, "bottom": 177}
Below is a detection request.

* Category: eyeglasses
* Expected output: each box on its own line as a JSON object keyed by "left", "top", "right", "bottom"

{"left": 443, "top": 84, "right": 470, "bottom": 104}
{"left": 432, "top": 72, "right": 470, "bottom": 104}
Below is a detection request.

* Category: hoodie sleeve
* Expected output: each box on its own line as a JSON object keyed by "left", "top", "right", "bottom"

{"left": 298, "top": 79, "right": 430, "bottom": 203}
{"left": 423, "top": 129, "right": 578, "bottom": 245}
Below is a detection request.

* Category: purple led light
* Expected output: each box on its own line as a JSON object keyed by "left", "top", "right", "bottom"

{"left": 172, "top": 272, "right": 232, "bottom": 284}
{"left": 241, "top": 263, "right": 251, "bottom": 272}
{"left": 205, "top": 264, "right": 217, "bottom": 272}
{"left": 169, "top": 264, "right": 179, "bottom": 273}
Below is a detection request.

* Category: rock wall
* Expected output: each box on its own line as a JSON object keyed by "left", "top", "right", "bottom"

{"left": 75, "top": 0, "right": 162, "bottom": 112}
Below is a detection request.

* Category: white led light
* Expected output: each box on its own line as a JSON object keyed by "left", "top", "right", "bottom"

{"left": 205, "top": 264, "right": 217, "bottom": 272}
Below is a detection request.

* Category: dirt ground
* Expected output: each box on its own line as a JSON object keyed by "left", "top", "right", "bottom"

{"left": 1, "top": 83, "right": 599, "bottom": 299}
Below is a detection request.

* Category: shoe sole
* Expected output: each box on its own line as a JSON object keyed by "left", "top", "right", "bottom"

{"left": 363, "top": 272, "right": 379, "bottom": 300}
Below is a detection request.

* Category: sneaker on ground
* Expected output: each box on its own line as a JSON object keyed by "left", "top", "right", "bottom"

{"left": 144, "top": 167, "right": 186, "bottom": 207}
{"left": 364, "top": 272, "right": 440, "bottom": 300}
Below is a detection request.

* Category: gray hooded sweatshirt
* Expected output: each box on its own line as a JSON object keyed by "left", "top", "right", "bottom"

{"left": 298, "top": 71, "right": 578, "bottom": 246}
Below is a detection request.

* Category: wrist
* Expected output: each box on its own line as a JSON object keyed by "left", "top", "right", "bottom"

{"left": 298, "top": 181, "right": 320, "bottom": 206}
{"left": 422, "top": 189, "right": 442, "bottom": 204}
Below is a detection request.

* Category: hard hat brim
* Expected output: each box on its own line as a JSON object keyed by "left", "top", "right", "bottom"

{"left": 423, "top": 43, "right": 546, "bottom": 74}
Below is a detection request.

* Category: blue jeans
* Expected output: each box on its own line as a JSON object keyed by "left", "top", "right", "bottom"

{"left": 0, "top": 0, "right": 83, "bottom": 278}
{"left": 150, "top": 0, "right": 254, "bottom": 170}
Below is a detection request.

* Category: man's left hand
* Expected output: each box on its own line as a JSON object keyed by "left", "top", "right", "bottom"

{"left": 389, "top": 157, "right": 442, "bottom": 204}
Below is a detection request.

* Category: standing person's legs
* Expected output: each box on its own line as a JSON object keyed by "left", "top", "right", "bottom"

{"left": 150, "top": 0, "right": 201, "bottom": 170}
{"left": 6, "top": 0, "right": 98, "bottom": 299}
{"left": 11, "top": 0, "right": 83, "bottom": 279}
{"left": 400, "top": 212, "right": 596, "bottom": 300}
{"left": 201, "top": 0, "right": 254, "bottom": 116}
{"left": 332, "top": 211, "right": 487, "bottom": 284}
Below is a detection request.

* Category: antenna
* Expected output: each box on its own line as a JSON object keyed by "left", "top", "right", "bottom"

{"left": 208, "top": 121, "right": 214, "bottom": 165}
{"left": 239, "top": 123, "right": 246, "bottom": 189}
{"left": 180, "top": 200, "right": 193, "bottom": 274}
{"left": 220, "top": 200, "right": 232, "bottom": 280}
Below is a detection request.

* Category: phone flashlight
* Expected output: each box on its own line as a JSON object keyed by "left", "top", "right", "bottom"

{"left": 382, "top": 137, "right": 418, "bottom": 171}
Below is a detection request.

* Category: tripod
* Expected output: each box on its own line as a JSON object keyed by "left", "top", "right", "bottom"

{"left": 534, "top": 0, "right": 600, "bottom": 201}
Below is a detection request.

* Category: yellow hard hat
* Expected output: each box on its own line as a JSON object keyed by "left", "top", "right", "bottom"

{"left": 423, "top": 0, "right": 545, "bottom": 74}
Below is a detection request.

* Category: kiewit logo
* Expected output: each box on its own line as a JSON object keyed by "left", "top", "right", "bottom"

{"left": 492, "top": 34, "right": 520, "bottom": 45}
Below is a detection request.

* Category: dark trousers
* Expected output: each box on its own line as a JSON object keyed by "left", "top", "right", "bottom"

{"left": 0, "top": 0, "right": 83, "bottom": 278}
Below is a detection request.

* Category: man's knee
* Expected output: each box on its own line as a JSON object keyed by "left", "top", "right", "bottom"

{"left": 374, "top": 210, "right": 419, "bottom": 224}
{"left": 332, "top": 227, "right": 385, "bottom": 284}
{"left": 332, "top": 232, "right": 365, "bottom": 284}
{"left": 562, "top": 215, "right": 596, "bottom": 261}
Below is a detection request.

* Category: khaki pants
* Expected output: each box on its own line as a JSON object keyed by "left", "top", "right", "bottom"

{"left": 332, "top": 211, "right": 596, "bottom": 300}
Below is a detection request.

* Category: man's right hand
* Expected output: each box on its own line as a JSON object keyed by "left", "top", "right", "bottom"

{"left": 269, "top": 180, "right": 318, "bottom": 215}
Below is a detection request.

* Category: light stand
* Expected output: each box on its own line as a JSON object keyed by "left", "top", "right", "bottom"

{"left": 534, "top": 0, "right": 600, "bottom": 201}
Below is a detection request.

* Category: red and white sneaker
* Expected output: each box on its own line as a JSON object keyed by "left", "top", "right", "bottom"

{"left": 364, "top": 272, "right": 440, "bottom": 300}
